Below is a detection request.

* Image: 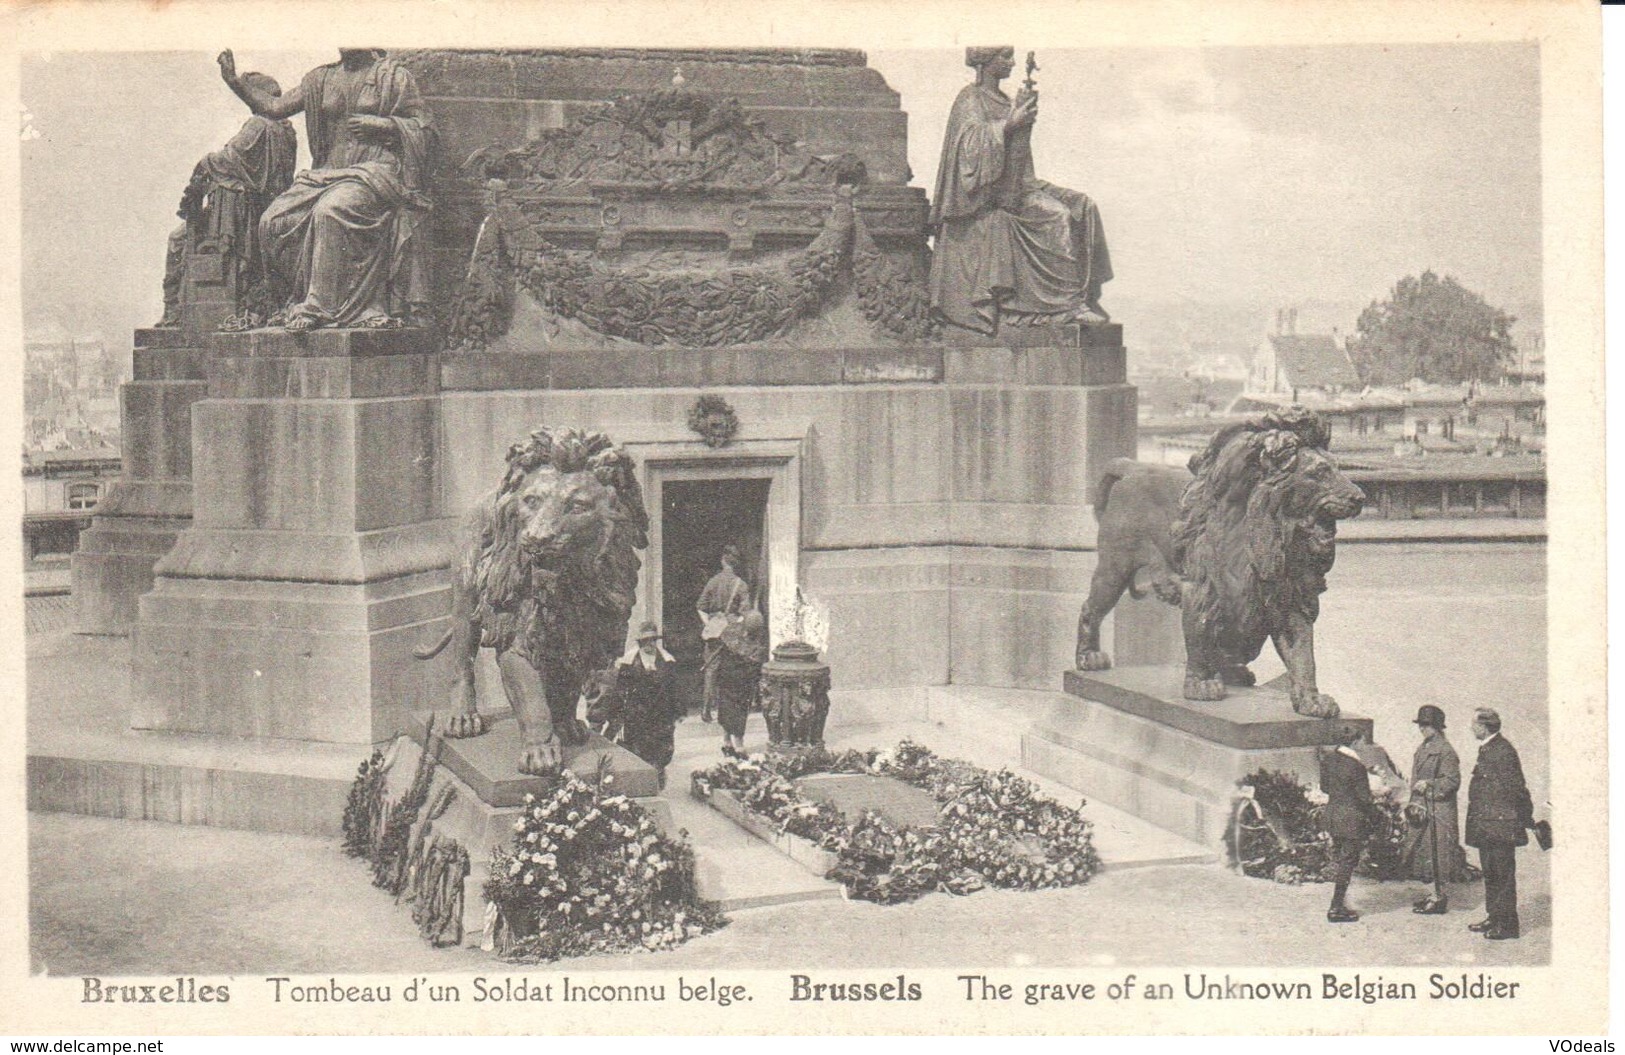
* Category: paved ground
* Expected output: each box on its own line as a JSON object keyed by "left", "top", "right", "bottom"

{"left": 24, "top": 591, "right": 73, "bottom": 636}
{"left": 30, "top": 811, "right": 1549, "bottom": 976}
{"left": 27, "top": 541, "right": 1552, "bottom": 975}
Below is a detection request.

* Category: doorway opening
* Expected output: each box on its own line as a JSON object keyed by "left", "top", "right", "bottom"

{"left": 660, "top": 477, "right": 772, "bottom": 712}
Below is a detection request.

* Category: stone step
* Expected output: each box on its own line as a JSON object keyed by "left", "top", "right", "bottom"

{"left": 914, "top": 684, "right": 1219, "bottom": 869}
{"left": 27, "top": 630, "right": 1207, "bottom": 916}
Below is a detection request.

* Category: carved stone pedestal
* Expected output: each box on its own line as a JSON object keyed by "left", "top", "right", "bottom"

{"left": 759, "top": 640, "right": 832, "bottom": 755}
{"left": 1023, "top": 667, "right": 1371, "bottom": 848}
{"left": 130, "top": 327, "right": 455, "bottom": 745}
{"left": 73, "top": 328, "right": 210, "bottom": 634}
{"left": 382, "top": 715, "right": 669, "bottom": 944}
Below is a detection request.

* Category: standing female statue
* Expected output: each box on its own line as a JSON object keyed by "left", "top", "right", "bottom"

{"left": 217, "top": 48, "right": 435, "bottom": 331}
{"left": 928, "top": 46, "right": 1112, "bottom": 335}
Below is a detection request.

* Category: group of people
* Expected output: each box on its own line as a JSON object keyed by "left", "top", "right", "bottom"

{"left": 1320, "top": 706, "right": 1542, "bottom": 940}
{"left": 590, "top": 545, "right": 769, "bottom": 787}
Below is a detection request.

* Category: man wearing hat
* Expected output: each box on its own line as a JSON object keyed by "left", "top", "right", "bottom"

{"left": 1319, "top": 724, "right": 1373, "bottom": 923}
{"left": 1464, "top": 708, "right": 1535, "bottom": 940}
{"left": 1406, "top": 705, "right": 1466, "bottom": 914}
{"left": 602, "top": 621, "right": 681, "bottom": 788}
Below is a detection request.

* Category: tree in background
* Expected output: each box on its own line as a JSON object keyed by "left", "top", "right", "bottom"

{"left": 1348, "top": 271, "right": 1517, "bottom": 386}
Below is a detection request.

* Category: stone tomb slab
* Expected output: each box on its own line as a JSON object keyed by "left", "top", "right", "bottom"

{"left": 794, "top": 773, "right": 941, "bottom": 829}
{"left": 406, "top": 711, "right": 660, "bottom": 804}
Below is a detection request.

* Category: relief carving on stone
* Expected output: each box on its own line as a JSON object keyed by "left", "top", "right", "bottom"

{"left": 459, "top": 88, "right": 858, "bottom": 196}
{"left": 442, "top": 83, "right": 938, "bottom": 349}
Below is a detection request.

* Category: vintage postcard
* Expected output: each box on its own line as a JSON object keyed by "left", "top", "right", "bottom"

{"left": 1, "top": 0, "right": 1605, "bottom": 1037}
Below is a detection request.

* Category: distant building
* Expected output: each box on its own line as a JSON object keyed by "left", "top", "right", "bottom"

{"left": 23, "top": 321, "right": 124, "bottom": 448}
{"left": 1248, "top": 308, "right": 1359, "bottom": 399}
{"left": 23, "top": 447, "right": 121, "bottom": 564}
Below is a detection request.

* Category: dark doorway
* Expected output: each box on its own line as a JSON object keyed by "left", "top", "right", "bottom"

{"left": 662, "top": 477, "right": 771, "bottom": 713}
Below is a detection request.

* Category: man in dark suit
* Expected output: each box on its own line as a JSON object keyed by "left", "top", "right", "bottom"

{"left": 1464, "top": 707, "right": 1534, "bottom": 940}
{"left": 1320, "top": 725, "right": 1373, "bottom": 923}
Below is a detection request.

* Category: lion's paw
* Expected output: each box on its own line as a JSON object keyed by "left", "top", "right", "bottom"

{"left": 1183, "top": 676, "right": 1227, "bottom": 702}
{"left": 1292, "top": 692, "right": 1340, "bottom": 719}
{"left": 443, "top": 711, "right": 489, "bottom": 739}
{"left": 1076, "top": 650, "right": 1113, "bottom": 672}
{"left": 1221, "top": 665, "right": 1256, "bottom": 687}
{"left": 517, "top": 739, "right": 562, "bottom": 775}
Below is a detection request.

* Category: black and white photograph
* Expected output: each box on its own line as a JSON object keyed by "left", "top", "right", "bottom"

{"left": 5, "top": 0, "right": 1606, "bottom": 1037}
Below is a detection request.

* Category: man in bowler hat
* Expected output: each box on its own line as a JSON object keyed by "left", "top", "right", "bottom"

{"left": 1320, "top": 724, "right": 1373, "bottom": 923}
{"left": 1464, "top": 707, "right": 1534, "bottom": 940}
{"left": 1407, "top": 704, "right": 1466, "bottom": 914}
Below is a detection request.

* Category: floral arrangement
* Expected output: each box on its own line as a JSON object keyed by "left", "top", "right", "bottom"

{"left": 340, "top": 749, "right": 389, "bottom": 858}
{"left": 340, "top": 729, "right": 474, "bottom": 947}
{"left": 692, "top": 740, "right": 1102, "bottom": 905}
{"left": 483, "top": 760, "right": 727, "bottom": 962}
{"left": 1226, "top": 768, "right": 1411, "bottom": 884}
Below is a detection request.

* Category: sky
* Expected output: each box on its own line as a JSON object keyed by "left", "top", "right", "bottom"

{"left": 19, "top": 43, "right": 1541, "bottom": 347}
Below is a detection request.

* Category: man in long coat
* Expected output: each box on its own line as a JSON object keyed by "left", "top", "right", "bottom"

{"left": 606, "top": 621, "right": 682, "bottom": 788}
{"left": 1320, "top": 726, "right": 1373, "bottom": 923}
{"left": 1464, "top": 707, "right": 1534, "bottom": 940}
{"left": 1406, "top": 704, "right": 1469, "bottom": 914}
{"left": 696, "top": 545, "right": 751, "bottom": 725}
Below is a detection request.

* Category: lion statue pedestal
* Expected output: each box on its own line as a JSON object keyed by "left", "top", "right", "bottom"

{"left": 364, "top": 713, "right": 671, "bottom": 944}
{"left": 1023, "top": 667, "right": 1372, "bottom": 849}
{"left": 1024, "top": 407, "right": 1375, "bottom": 850}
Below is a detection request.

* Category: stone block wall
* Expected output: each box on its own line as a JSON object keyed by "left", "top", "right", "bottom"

{"left": 438, "top": 339, "right": 1136, "bottom": 693}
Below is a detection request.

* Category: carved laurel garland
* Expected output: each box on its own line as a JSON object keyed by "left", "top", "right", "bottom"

{"left": 446, "top": 191, "right": 937, "bottom": 350}
{"left": 851, "top": 212, "right": 938, "bottom": 342}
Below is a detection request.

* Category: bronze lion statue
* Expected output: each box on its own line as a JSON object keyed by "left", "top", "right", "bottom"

{"left": 415, "top": 427, "right": 648, "bottom": 774}
{"left": 1074, "top": 407, "right": 1364, "bottom": 718}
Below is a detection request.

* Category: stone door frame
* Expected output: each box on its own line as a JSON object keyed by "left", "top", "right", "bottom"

{"left": 618, "top": 424, "right": 806, "bottom": 651}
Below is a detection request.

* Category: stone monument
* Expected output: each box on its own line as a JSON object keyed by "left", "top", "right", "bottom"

{"left": 70, "top": 70, "right": 297, "bottom": 634}
{"left": 49, "top": 51, "right": 1140, "bottom": 871}
{"left": 929, "top": 47, "right": 1112, "bottom": 334}
{"left": 129, "top": 49, "right": 453, "bottom": 743}
{"left": 1024, "top": 407, "right": 1373, "bottom": 846}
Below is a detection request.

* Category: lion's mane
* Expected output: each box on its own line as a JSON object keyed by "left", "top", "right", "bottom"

{"left": 464, "top": 426, "right": 649, "bottom": 687}
{"left": 1170, "top": 407, "right": 1337, "bottom": 668}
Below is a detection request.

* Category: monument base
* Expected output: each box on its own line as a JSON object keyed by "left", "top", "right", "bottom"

{"left": 71, "top": 331, "right": 211, "bottom": 636}
{"left": 1022, "top": 667, "right": 1370, "bottom": 847}
{"left": 132, "top": 560, "right": 452, "bottom": 744}
{"left": 385, "top": 715, "right": 670, "bottom": 943}
{"left": 71, "top": 508, "right": 189, "bottom": 635}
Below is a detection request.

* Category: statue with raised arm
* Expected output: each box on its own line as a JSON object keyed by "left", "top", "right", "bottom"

{"left": 156, "top": 71, "right": 297, "bottom": 330}
{"left": 217, "top": 48, "right": 435, "bottom": 331}
{"left": 928, "top": 46, "right": 1113, "bottom": 335}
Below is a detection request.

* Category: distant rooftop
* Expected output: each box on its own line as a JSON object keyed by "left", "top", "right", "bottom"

{"left": 1266, "top": 334, "right": 1359, "bottom": 391}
